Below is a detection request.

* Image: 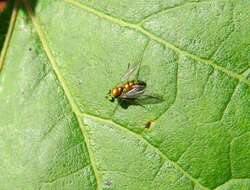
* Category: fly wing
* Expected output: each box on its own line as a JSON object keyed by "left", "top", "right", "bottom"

{"left": 121, "top": 88, "right": 164, "bottom": 102}
{"left": 119, "top": 84, "right": 145, "bottom": 99}
{"left": 120, "top": 62, "right": 143, "bottom": 82}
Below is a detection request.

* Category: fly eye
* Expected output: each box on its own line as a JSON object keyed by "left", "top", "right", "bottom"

{"left": 106, "top": 90, "right": 112, "bottom": 97}
{"left": 105, "top": 93, "right": 115, "bottom": 102}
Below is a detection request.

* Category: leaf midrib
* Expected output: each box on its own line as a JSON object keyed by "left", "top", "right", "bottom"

{"left": 22, "top": 0, "right": 211, "bottom": 189}
{"left": 79, "top": 112, "right": 210, "bottom": 190}
{"left": 22, "top": 0, "right": 101, "bottom": 189}
{"left": 65, "top": 0, "right": 250, "bottom": 87}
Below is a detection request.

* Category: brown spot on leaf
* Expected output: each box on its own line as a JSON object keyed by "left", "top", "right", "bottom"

{"left": 145, "top": 120, "right": 155, "bottom": 129}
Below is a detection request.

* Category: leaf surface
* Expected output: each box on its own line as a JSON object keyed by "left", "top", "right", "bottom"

{"left": 0, "top": 0, "right": 249, "bottom": 189}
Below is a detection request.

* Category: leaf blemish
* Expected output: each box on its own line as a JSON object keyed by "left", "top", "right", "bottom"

{"left": 145, "top": 120, "right": 155, "bottom": 129}
{"left": 104, "top": 179, "right": 112, "bottom": 187}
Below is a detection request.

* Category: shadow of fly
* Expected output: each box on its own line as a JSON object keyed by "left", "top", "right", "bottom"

{"left": 106, "top": 62, "right": 164, "bottom": 111}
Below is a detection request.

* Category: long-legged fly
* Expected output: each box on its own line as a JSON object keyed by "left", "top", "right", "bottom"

{"left": 106, "top": 63, "right": 163, "bottom": 108}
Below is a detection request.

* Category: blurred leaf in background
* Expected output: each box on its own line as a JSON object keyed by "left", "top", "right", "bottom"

{"left": 0, "top": 0, "right": 14, "bottom": 52}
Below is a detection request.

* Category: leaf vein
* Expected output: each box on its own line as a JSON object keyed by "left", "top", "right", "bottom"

{"left": 138, "top": 0, "right": 213, "bottom": 25}
{"left": 65, "top": 0, "right": 250, "bottom": 87}
{"left": 146, "top": 53, "right": 179, "bottom": 126}
{"left": 42, "top": 164, "right": 89, "bottom": 184}
{"left": 81, "top": 112, "right": 210, "bottom": 190}
{"left": 151, "top": 161, "right": 165, "bottom": 183}
{"left": 217, "top": 80, "right": 239, "bottom": 121}
{"left": 23, "top": 1, "right": 100, "bottom": 189}
{"left": 209, "top": 2, "right": 235, "bottom": 59}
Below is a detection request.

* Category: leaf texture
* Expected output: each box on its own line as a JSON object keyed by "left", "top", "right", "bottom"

{"left": 0, "top": 0, "right": 249, "bottom": 189}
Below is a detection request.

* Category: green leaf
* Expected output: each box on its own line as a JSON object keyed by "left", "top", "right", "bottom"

{"left": 0, "top": 0, "right": 249, "bottom": 189}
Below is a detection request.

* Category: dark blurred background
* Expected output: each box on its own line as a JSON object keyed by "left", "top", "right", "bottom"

{"left": 0, "top": 0, "right": 14, "bottom": 52}
{"left": 0, "top": 0, "right": 38, "bottom": 53}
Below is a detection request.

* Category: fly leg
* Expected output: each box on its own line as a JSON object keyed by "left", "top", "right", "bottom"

{"left": 112, "top": 102, "right": 120, "bottom": 115}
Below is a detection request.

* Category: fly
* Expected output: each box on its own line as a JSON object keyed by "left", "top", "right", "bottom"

{"left": 107, "top": 80, "right": 146, "bottom": 102}
{"left": 106, "top": 63, "right": 163, "bottom": 108}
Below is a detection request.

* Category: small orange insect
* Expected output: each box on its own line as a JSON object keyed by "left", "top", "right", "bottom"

{"left": 106, "top": 80, "right": 146, "bottom": 102}
{"left": 106, "top": 63, "right": 163, "bottom": 109}
{"left": 106, "top": 63, "right": 147, "bottom": 104}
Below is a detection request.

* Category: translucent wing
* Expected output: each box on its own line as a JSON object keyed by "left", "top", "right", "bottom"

{"left": 119, "top": 84, "right": 145, "bottom": 99}
{"left": 120, "top": 62, "right": 142, "bottom": 82}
